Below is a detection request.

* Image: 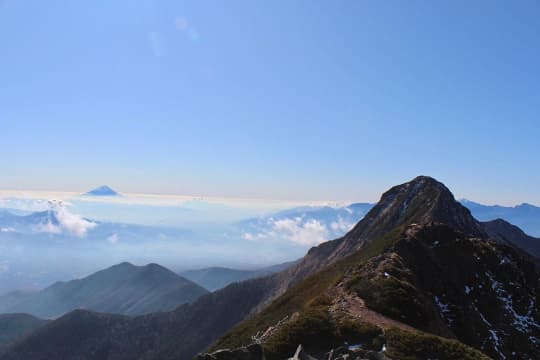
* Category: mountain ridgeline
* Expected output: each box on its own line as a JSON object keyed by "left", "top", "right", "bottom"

{"left": 463, "top": 199, "right": 540, "bottom": 237}
{"left": 180, "top": 261, "right": 298, "bottom": 292}
{"left": 0, "top": 262, "right": 208, "bottom": 318}
{"left": 1, "top": 176, "right": 539, "bottom": 360}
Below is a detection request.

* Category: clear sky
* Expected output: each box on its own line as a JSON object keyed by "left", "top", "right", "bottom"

{"left": 1, "top": 0, "right": 539, "bottom": 205}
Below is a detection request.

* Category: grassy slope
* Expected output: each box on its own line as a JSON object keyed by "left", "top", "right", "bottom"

{"left": 213, "top": 227, "right": 403, "bottom": 350}
{"left": 212, "top": 225, "right": 492, "bottom": 360}
{"left": 385, "top": 328, "right": 491, "bottom": 360}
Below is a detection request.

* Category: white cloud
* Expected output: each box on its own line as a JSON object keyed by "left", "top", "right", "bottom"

{"left": 34, "top": 201, "right": 96, "bottom": 237}
{"left": 0, "top": 198, "right": 49, "bottom": 212}
{"left": 330, "top": 217, "right": 354, "bottom": 233}
{"left": 243, "top": 217, "right": 329, "bottom": 246}
{"left": 0, "top": 227, "right": 15, "bottom": 233}
{"left": 0, "top": 263, "right": 8, "bottom": 273}
{"left": 54, "top": 206, "right": 96, "bottom": 237}
{"left": 274, "top": 218, "right": 328, "bottom": 245}
{"left": 107, "top": 233, "right": 119, "bottom": 244}
{"left": 34, "top": 221, "right": 62, "bottom": 235}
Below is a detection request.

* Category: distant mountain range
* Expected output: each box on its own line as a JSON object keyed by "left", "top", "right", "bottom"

{"left": 0, "top": 210, "right": 57, "bottom": 235}
{"left": 239, "top": 198, "right": 540, "bottom": 245}
{"left": 2, "top": 176, "right": 538, "bottom": 360}
{"left": 180, "top": 260, "right": 298, "bottom": 291}
{"left": 0, "top": 209, "right": 197, "bottom": 292}
{"left": 83, "top": 185, "right": 120, "bottom": 196}
{"left": 0, "top": 262, "right": 207, "bottom": 318}
{"left": 264, "top": 203, "right": 374, "bottom": 223}
{"left": 462, "top": 199, "right": 540, "bottom": 236}
{"left": 1, "top": 194, "right": 538, "bottom": 294}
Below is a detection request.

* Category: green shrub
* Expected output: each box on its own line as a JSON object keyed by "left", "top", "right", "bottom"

{"left": 385, "top": 328, "right": 491, "bottom": 360}
{"left": 347, "top": 276, "right": 428, "bottom": 327}
{"left": 263, "top": 307, "right": 338, "bottom": 359}
{"left": 307, "top": 294, "right": 333, "bottom": 307}
{"left": 337, "top": 319, "right": 383, "bottom": 350}
{"left": 212, "top": 227, "right": 404, "bottom": 351}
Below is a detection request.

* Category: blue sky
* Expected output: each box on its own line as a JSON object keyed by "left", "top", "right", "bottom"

{"left": 1, "top": 0, "right": 539, "bottom": 204}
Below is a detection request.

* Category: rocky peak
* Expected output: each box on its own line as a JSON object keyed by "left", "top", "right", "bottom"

{"left": 294, "top": 176, "right": 485, "bottom": 276}
{"left": 267, "top": 178, "right": 460, "bottom": 308}
{"left": 347, "top": 175, "right": 485, "bottom": 240}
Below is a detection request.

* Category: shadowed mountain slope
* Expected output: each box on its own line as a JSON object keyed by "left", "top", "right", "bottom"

{"left": 484, "top": 218, "right": 540, "bottom": 259}
{"left": 0, "top": 262, "right": 208, "bottom": 318}
{"left": 0, "top": 314, "right": 48, "bottom": 354}
{"left": 180, "top": 261, "right": 298, "bottom": 292}
{"left": 463, "top": 199, "right": 540, "bottom": 237}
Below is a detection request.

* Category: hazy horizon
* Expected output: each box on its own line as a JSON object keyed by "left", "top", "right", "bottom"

{"left": 0, "top": 182, "right": 537, "bottom": 208}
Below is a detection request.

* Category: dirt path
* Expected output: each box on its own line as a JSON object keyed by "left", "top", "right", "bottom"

{"left": 330, "top": 283, "right": 416, "bottom": 332}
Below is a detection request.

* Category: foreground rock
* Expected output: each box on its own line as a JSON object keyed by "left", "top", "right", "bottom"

{"left": 195, "top": 344, "right": 264, "bottom": 360}
{"left": 197, "top": 343, "right": 393, "bottom": 360}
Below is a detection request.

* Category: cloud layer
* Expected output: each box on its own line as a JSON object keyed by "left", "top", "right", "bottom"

{"left": 55, "top": 206, "right": 97, "bottom": 237}
{"left": 35, "top": 201, "right": 97, "bottom": 237}
{"left": 243, "top": 216, "right": 333, "bottom": 246}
